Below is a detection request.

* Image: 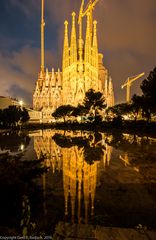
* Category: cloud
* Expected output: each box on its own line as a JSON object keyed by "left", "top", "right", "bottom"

{"left": 8, "top": 0, "right": 39, "bottom": 18}
{"left": 0, "top": 45, "right": 55, "bottom": 105}
{"left": 1, "top": 0, "right": 156, "bottom": 103}
{"left": 43, "top": 0, "right": 156, "bottom": 102}
{"left": 94, "top": 0, "right": 156, "bottom": 102}
{"left": 97, "top": 0, "right": 156, "bottom": 55}
{"left": 7, "top": 84, "right": 30, "bottom": 102}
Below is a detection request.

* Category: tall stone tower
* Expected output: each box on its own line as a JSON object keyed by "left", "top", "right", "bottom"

{"left": 33, "top": 0, "right": 114, "bottom": 120}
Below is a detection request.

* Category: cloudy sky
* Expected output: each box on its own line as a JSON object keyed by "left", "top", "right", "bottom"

{"left": 0, "top": 0, "right": 156, "bottom": 105}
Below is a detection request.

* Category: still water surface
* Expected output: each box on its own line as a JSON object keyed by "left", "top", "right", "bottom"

{"left": 0, "top": 129, "right": 156, "bottom": 237}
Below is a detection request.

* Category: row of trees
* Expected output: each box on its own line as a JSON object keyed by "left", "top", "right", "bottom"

{"left": 52, "top": 89, "right": 106, "bottom": 123}
{"left": 52, "top": 67, "right": 156, "bottom": 123}
{"left": 107, "top": 67, "right": 156, "bottom": 122}
{"left": 0, "top": 106, "right": 29, "bottom": 127}
{"left": 51, "top": 67, "right": 156, "bottom": 124}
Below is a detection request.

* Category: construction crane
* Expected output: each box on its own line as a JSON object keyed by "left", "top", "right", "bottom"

{"left": 121, "top": 72, "right": 145, "bottom": 102}
{"left": 78, "top": 0, "right": 85, "bottom": 24}
{"left": 78, "top": 0, "right": 100, "bottom": 28}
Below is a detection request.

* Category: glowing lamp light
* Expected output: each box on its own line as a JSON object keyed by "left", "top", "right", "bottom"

{"left": 20, "top": 144, "right": 25, "bottom": 151}
{"left": 19, "top": 100, "right": 23, "bottom": 107}
{"left": 77, "top": 116, "right": 81, "bottom": 122}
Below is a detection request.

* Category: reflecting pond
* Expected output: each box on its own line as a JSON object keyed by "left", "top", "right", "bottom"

{"left": 0, "top": 129, "right": 156, "bottom": 238}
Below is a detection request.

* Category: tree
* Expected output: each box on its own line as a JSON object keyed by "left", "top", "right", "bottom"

{"left": 52, "top": 105, "right": 74, "bottom": 122}
{"left": 140, "top": 67, "right": 156, "bottom": 119}
{"left": 130, "top": 67, "right": 156, "bottom": 122}
{"left": 106, "top": 103, "right": 132, "bottom": 119}
{"left": 0, "top": 109, "right": 4, "bottom": 126}
{"left": 131, "top": 94, "right": 144, "bottom": 120}
{"left": 3, "top": 106, "right": 21, "bottom": 127}
{"left": 0, "top": 106, "right": 29, "bottom": 127}
{"left": 82, "top": 89, "right": 106, "bottom": 121}
{"left": 20, "top": 107, "right": 30, "bottom": 124}
{"left": 71, "top": 104, "right": 88, "bottom": 122}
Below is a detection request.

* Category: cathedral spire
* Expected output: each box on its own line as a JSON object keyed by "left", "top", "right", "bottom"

{"left": 85, "top": 12, "right": 92, "bottom": 63}
{"left": 89, "top": 0, "right": 93, "bottom": 37}
{"left": 70, "top": 12, "right": 77, "bottom": 64}
{"left": 105, "top": 75, "right": 108, "bottom": 98}
{"left": 78, "top": 18, "right": 83, "bottom": 65}
{"left": 92, "top": 20, "right": 98, "bottom": 68}
{"left": 108, "top": 76, "right": 115, "bottom": 106}
{"left": 62, "top": 21, "right": 69, "bottom": 69}
{"left": 41, "top": 0, "right": 45, "bottom": 73}
{"left": 93, "top": 21, "right": 98, "bottom": 50}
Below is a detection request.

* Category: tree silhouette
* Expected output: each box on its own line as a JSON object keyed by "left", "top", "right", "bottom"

{"left": 131, "top": 94, "right": 144, "bottom": 120}
{"left": 20, "top": 107, "right": 30, "bottom": 124}
{"left": 140, "top": 67, "right": 156, "bottom": 119}
{"left": 52, "top": 105, "right": 74, "bottom": 122}
{"left": 130, "top": 67, "right": 156, "bottom": 121}
{"left": 0, "top": 106, "right": 29, "bottom": 127}
{"left": 106, "top": 103, "right": 132, "bottom": 118}
{"left": 82, "top": 89, "right": 106, "bottom": 121}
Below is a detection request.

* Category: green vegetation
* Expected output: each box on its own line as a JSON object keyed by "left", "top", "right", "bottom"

{"left": 1, "top": 68, "right": 155, "bottom": 131}
{"left": 82, "top": 88, "right": 106, "bottom": 120}
{"left": 0, "top": 106, "right": 29, "bottom": 128}
{"left": 52, "top": 104, "right": 75, "bottom": 122}
{"left": 52, "top": 88, "right": 106, "bottom": 123}
{"left": 49, "top": 68, "right": 156, "bottom": 132}
{"left": 107, "top": 67, "right": 156, "bottom": 122}
{"left": 140, "top": 66, "right": 156, "bottom": 119}
{"left": 52, "top": 67, "right": 156, "bottom": 126}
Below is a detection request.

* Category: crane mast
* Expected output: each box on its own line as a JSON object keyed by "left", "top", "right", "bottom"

{"left": 41, "top": 0, "right": 45, "bottom": 73}
{"left": 121, "top": 72, "right": 145, "bottom": 102}
{"left": 82, "top": 0, "right": 99, "bottom": 17}
{"left": 78, "top": 0, "right": 100, "bottom": 34}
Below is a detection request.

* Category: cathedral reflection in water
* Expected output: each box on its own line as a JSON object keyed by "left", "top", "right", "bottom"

{"left": 32, "top": 130, "right": 112, "bottom": 223}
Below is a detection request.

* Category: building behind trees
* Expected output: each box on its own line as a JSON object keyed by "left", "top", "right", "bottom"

{"left": 33, "top": 0, "right": 115, "bottom": 121}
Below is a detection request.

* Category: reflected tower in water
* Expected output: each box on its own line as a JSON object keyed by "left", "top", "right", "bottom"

{"left": 62, "top": 145, "right": 98, "bottom": 223}
{"left": 32, "top": 130, "right": 112, "bottom": 223}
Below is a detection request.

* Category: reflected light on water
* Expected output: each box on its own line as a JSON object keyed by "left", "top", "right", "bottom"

{"left": 32, "top": 130, "right": 113, "bottom": 224}
{"left": 1, "top": 130, "right": 156, "bottom": 236}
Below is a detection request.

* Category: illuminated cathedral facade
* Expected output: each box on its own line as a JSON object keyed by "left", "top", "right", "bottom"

{"left": 33, "top": 0, "right": 114, "bottom": 119}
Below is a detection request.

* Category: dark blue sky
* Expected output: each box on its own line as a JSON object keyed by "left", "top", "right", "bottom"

{"left": 0, "top": 0, "right": 156, "bottom": 105}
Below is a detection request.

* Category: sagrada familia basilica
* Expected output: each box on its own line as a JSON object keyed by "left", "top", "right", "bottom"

{"left": 33, "top": 0, "right": 114, "bottom": 119}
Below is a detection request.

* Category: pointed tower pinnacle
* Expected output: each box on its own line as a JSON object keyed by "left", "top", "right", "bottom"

{"left": 89, "top": 0, "right": 93, "bottom": 37}
{"left": 93, "top": 21, "right": 98, "bottom": 49}
{"left": 41, "top": 0, "right": 45, "bottom": 73}
{"left": 85, "top": 12, "right": 92, "bottom": 63}
{"left": 62, "top": 21, "right": 69, "bottom": 69}
{"left": 70, "top": 12, "right": 77, "bottom": 64}
{"left": 51, "top": 68, "right": 55, "bottom": 87}
{"left": 92, "top": 20, "right": 98, "bottom": 67}
{"left": 105, "top": 75, "right": 108, "bottom": 98}
{"left": 78, "top": 2, "right": 84, "bottom": 73}
{"left": 108, "top": 76, "right": 113, "bottom": 93}
{"left": 108, "top": 76, "right": 115, "bottom": 106}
